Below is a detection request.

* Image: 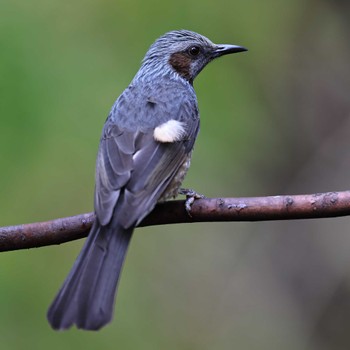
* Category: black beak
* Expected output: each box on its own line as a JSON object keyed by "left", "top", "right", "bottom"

{"left": 212, "top": 44, "right": 247, "bottom": 58}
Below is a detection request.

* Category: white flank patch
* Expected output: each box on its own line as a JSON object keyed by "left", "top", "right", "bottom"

{"left": 153, "top": 120, "right": 186, "bottom": 143}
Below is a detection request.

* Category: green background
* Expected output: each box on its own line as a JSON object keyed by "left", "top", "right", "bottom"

{"left": 1, "top": 0, "right": 350, "bottom": 349}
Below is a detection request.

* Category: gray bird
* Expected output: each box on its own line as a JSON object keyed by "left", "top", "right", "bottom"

{"left": 47, "top": 29, "right": 246, "bottom": 330}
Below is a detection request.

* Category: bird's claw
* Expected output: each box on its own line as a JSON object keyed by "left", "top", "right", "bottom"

{"left": 178, "top": 188, "right": 205, "bottom": 217}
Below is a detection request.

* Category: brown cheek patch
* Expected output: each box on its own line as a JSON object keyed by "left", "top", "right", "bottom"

{"left": 169, "top": 53, "right": 191, "bottom": 80}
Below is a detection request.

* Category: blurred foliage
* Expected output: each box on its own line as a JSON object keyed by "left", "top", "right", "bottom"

{"left": 1, "top": 0, "right": 350, "bottom": 349}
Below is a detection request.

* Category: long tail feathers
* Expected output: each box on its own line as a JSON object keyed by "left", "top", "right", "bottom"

{"left": 47, "top": 221, "right": 133, "bottom": 330}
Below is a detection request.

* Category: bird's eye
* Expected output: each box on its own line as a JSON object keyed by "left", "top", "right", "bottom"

{"left": 188, "top": 46, "right": 200, "bottom": 57}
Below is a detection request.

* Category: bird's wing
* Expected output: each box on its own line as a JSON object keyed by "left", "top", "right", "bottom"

{"left": 94, "top": 116, "right": 199, "bottom": 228}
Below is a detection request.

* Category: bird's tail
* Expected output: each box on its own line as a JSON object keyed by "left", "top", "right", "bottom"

{"left": 47, "top": 220, "right": 133, "bottom": 330}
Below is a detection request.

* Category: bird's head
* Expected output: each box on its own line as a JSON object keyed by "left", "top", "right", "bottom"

{"left": 138, "top": 30, "right": 247, "bottom": 84}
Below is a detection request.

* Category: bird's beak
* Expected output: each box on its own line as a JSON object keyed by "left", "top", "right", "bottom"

{"left": 212, "top": 44, "right": 247, "bottom": 58}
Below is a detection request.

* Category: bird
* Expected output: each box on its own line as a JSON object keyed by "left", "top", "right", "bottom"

{"left": 47, "top": 29, "right": 247, "bottom": 331}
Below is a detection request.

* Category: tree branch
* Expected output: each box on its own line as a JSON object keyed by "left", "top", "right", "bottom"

{"left": 1, "top": 191, "right": 350, "bottom": 252}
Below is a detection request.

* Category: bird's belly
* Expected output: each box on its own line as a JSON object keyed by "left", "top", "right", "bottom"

{"left": 158, "top": 154, "right": 192, "bottom": 202}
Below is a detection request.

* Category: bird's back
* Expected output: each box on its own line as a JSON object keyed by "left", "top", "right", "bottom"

{"left": 108, "top": 74, "right": 199, "bottom": 134}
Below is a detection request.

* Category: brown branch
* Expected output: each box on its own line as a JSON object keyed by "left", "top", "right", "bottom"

{"left": 1, "top": 191, "right": 350, "bottom": 252}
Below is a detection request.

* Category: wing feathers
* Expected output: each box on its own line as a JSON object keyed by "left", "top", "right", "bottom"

{"left": 95, "top": 117, "right": 199, "bottom": 228}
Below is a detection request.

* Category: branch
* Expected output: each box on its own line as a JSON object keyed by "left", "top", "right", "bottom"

{"left": 1, "top": 191, "right": 350, "bottom": 252}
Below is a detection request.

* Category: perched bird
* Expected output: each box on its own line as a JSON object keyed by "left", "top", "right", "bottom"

{"left": 47, "top": 29, "right": 247, "bottom": 330}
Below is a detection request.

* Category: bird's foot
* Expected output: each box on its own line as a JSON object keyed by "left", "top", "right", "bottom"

{"left": 178, "top": 188, "right": 205, "bottom": 217}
